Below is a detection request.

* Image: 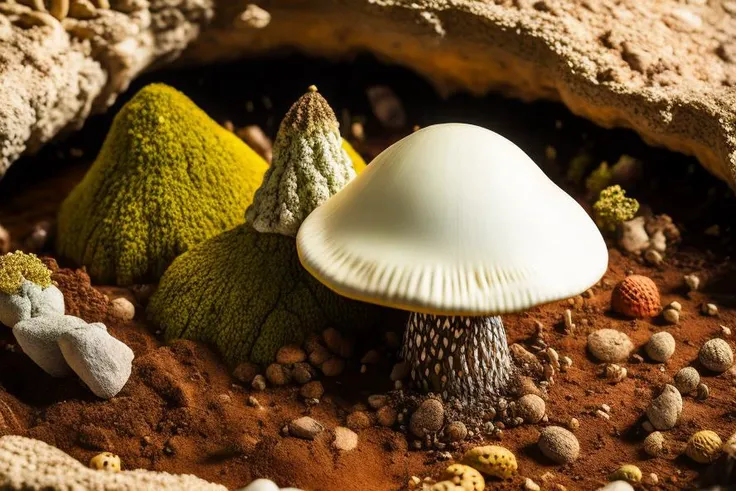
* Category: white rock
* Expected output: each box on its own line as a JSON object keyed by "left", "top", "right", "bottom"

{"left": 333, "top": 426, "right": 358, "bottom": 452}
{"left": 618, "top": 217, "right": 649, "bottom": 254}
{"left": 0, "top": 281, "right": 64, "bottom": 328}
{"left": 58, "top": 326, "right": 134, "bottom": 399}
{"left": 110, "top": 298, "right": 135, "bottom": 321}
{"left": 13, "top": 314, "right": 101, "bottom": 377}
{"left": 597, "top": 481, "right": 634, "bottom": 491}
{"left": 587, "top": 329, "right": 634, "bottom": 362}
{"left": 288, "top": 416, "right": 324, "bottom": 440}
{"left": 240, "top": 479, "right": 279, "bottom": 491}
{"left": 646, "top": 384, "right": 682, "bottom": 430}
{"left": 645, "top": 332, "right": 676, "bottom": 362}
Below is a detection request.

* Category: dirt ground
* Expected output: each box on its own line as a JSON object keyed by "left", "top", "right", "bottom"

{"left": 0, "top": 56, "right": 734, "bottom": 490}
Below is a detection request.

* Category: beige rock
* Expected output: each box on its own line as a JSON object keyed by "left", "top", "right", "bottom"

{"left": 409, "top": 399, "right": 444, "bottom": 438}
{"left": 332, "top": 426, "right": 358, "bottom": 452}
{"left": 299, "top": 381, "right": 324, "bottom": 400}
{"left": 587, "top": 329, "right": 634, "bottom": 363}
{"left": 643, "top": 431, "right": 665, "bottom": 457}
{"left": 538, "top": 426, "right": 580, "bottom": 464}
{"left": 376, "top": 406, "right": 397, "bottom": 427}
{"left": 516, "top": 394, "right": 546, "bottom": 424}
{"left": 0, "top": 435, "right": 226, "bottom": 489}
{"left": 110, "top": 298, "right": 135, "bottom": 322}
{"left": 288, "top": 416, "right": 324, "bottom": 440}
{"left": 646, "top": 384, "right": 682, "bottom": 430}
{"left": 645, "top": 332, "right": 676, "bottom": 362}
{"left": 699, "top": 338, "right": 734, "bottom": 373}
{"left": 276, "top": 344, "right": 306, "bottom": 365}
{"left": 674, "top": 367, "right": 700, "bottom": 394}
{"left": 346, "top": 411, "right": 373, "bottom": 431}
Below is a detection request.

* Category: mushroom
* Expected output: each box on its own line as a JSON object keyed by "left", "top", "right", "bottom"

{"left": 297, "top": 123, "right": 608, "bottom": 399}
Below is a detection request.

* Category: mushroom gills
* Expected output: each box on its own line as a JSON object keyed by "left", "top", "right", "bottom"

{"left": 402, "top": 313, "right": 512, "bottom": 400}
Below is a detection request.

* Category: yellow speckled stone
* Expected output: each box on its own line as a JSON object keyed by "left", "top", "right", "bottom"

{"left": 89, "top": 452, "right": 121, "bottom": 472}
{"left": 442, "top": 463, "right": 485, "bottom": 490}
{"left": 461, "top": 445, "right": 517, "bottom": 479}
{"left": 685, "top": 430, "right": 723, "bottom": 464}
{"left": 609, "top": 464, "right": 642, "bottom": 483}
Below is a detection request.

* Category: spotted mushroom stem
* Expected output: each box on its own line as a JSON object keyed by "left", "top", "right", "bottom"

{"left": 401, "top": 313, "right": 512, "bottom": 400}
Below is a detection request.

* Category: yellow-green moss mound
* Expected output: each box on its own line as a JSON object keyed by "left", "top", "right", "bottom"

{"left": 147, "top": 224, "right": 385, "bottom": 364}
{"left": 56, "top": 83, "right": 268, "bottom": 285}
{"left": 0, "top": 252, "right": 52, "bottom": 295}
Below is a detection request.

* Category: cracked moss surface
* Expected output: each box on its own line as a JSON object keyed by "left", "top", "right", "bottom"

{"left": 147, "top": 87, "right": 385, "bottom": 364}
{"left": 56, "top": 83, "right": 268, "bottom": 285}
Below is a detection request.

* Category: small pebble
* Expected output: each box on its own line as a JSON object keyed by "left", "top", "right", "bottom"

{"left": 684, "top": 274, "right": 700, "bottom": 291}
{"left": 674, "top": 366, "right": 700, "bottom": 394}
{"left": 300, "top": 381, "right": 324, "bottom": 400}
{"left": 644, "top": 249, "right": 663, "bottom": 266}
{"left": 699, "top": 338, "right": 734, "bottom": 373}
{"left": 668, "top": 301, "right": 682, "bottom": 312}
{"left": 251, "top": 374, "right": 266, "bottom": 391}
{"left": 233, "top": 362, "right": 259, "bottom": 384}
{"left": 333, "top": 426, "right": 358, "bottom": 452}
{"left": 696, "top": 383, "right": 709, "bottom": 400}
{"left": 516, "top": 394, "right": 546, "bottom": 424}
{"left": 376, "top": 406, "right": 397, "bottom": 427}
{"left": 246, "top": 396, "right": 260, "bottom": 408}
{"left": 588, "top": 329, "right": 634, "bottom": 362}
{"left": 347, "top": 411, "right": 373, "bottom": 431}
{"left": 538, "top": 426, "right": 580, "bottom": 464}
{"left": 89, "top": 452, "right": 121, "bottom": 472}
{"left": 609, "top": 464, "right": 642, "bottom": 483}
{"left": 445, "top": 421, "right": 468, "bottom": 442}
{"left": 702, "top": 303, "right": 719, "bottom": 316}
{"left": 563, "top": 309, "right": 575, "bottom": 332}
{"left": 597, "top": 482, "right": 633, "bottom": 491}
{"left": 604, "top": 364, "right": 627, "bottom": 383}
{"left": 645, "top": 332, "right": 676, "bottom": 362}
{"left": 721, "top": 325, "right": 732, "bottom": 337}
{"left": 646, "top": 384, "right": 682, "bottom": 430}
{"left": 410, "top": 399, "right": 444, "bottom": 438}
{"left": 568, "top": 418, "right": 580, "bottom": 430}
{"left": 662, "top": 308, "right": 680, "bottom": 325}
{"left": 110, "top": 297, "right": 135, "bottom": 321}
{"left": 368, "top": 394, "right": 388, "bottom": 409}
{"left": 643, "top": 431, "right": 665, "bottom": 457}
{"left": 276, "top": 344, "right": 306, "bottom": 364}
{"left": 291, "top": 362, "right": 313, "bottom": 384}
{"left": 288, "top": 416, "right": 324, "bottom": 440}
{"left": 265, "top": 363, "right": 290, "bottom": 385}
{"left": 685, "top": 430, "right": 722, "bottom": 463}
{"left": 524, "top": 478, "right": 541, "bottom": 491}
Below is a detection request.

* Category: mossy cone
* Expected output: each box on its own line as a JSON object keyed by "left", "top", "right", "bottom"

{"left": 147, "top": 224, "right": 386, "bottom": 365}
{"left": 56, "top": 83, "right": 268, "bottom": 285}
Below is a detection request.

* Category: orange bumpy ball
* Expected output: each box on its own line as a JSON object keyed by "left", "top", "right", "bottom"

{"left": 611, "top": 275, "right": 661, "bottom": 318}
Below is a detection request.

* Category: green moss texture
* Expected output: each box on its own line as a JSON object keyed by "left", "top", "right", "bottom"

{"left": 0, "top": 252, "right": 53, "bottom": 295}
{"left": 56, "top": 83, "right": 269, "bottom": 285}
{"left": 147, "top": 224, "right": 384, "bottom": 365}
{"left": 593, "top": 185, "right": 640, "bottom": 232}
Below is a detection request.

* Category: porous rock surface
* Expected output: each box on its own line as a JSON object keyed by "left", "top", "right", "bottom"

{"left": 0, "top": 435, "right": 227, "bottom": 490}
{"left": 1, "top": 0, "right": 736, "bottom": 192}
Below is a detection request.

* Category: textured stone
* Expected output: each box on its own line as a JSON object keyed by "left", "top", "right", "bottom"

{"left": 58, "top": 326, "right": 134, "bottom": 399}
{"left": 538, "top": 426, "right": 580, "bottom": 464}
{"left": 288, "top": 416, "right": 323, "bottom": 440}
{"left": 0, "top": 281, "right": 64, "bottom": 328}
{"left": 646, "top": 384, "right": 682, "bottom": 430}
{"left": 332, "top": 427, "right": 358, "bottom": 452}
{"left": 0, "top": 435, "right": 226, "bottom": 489}
{"left": 409, "top": 399, "right": 444, "bottom": 438}
{"left": 13, "top": 314, "right": 95, "bottom": 377}
{"left": 587, "top": 329, "right": 634, "bottom": 362}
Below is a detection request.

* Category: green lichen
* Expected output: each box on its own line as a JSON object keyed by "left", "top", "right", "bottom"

{"left": 585, "top": 161, "right": 613, "bottom": 197}
{"left": 566, "top": 151, "right": 592, "bottom": 184}
{"left": 0, "top": 252, "right": 52, "bottom": 295}
{"left": 593, "top": 185, "right": 640, "bottom": 232}
{"left": 147, "top": 87, "right": 387, "bottom": 365}
{"left": 56, "top": 83, "right": 268, "bottom": 285}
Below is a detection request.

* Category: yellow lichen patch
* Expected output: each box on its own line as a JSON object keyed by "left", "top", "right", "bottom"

{"left": 609, "top": 464, "right": 642, "bottom": 483}
{"left": 461, "top": 445, "right": 517, "bottom": 479}
{"left": 442, "top": 463, "right": 485, "bottom": 490}
{"left": 0, "top": 251, "right": 52, "bottom": 295}
{"left": 685, "top": 430, "right": 723, "bottom": 464}
{"left": 56, "top": 83, "right": 268, "bottom": 285}
{"left": 342, "top": 139, "right": 366, "bottom": 174}
{"left": 89, "top": 452, "right": 121, "bottom": 472}
{"left": 593, "top": 185, "right": 640, "bottom": 232}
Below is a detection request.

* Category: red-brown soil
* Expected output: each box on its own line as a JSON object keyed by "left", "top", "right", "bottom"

{"left": 0, "top": 57, "right": 735, "bottom": 490}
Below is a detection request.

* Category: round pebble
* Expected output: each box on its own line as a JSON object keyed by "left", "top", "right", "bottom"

{"left": 645, "top": 332, "right": 676, "bottom": 362}
{"left": 346, "top": 411, "right": 373, "bottom": 431}
{"left": 588, "top": 329, "right": 634, "bottom": 362}
{"left": 276, "top": 344, "right": 306, "bottom": 364}
{"left": 110, "top": 298, "right": 135, "bottom": 321}
{"left": 674, "top": 367, "right": 700, "bottom": 394}
{"left": 265, "top": 363, "right": 290, "bottom": 385}
{"left": 321, "top": 357, "right": 345, "bottom": 377}
{"left": 699, "top": 338, "right": 733, "bottom": 373}
{"left": 299, "top": 380, "right": 324, "bottom": 399}
{"left": 538, "top": 426, "right": 580, "bottom": 464}
{"left": 643, "top": 431, "right": 665, "bottom": 457}
{"left": 376, "top": 406, "right": 397, "bottom": 427}
{"left": 516, "top": 394, "right": 546, "bottom": 423}
{"left": 662, "top": 308, "right": 680, "bottom": 325}
{"left": 685, "top": 430, "right": 723, "bottom": 463}
{"left": 445, "top": 421, "right": 468, "bottom": 442}
{"left": 409, "top": 398, "right": 444, "bottom": 438}
{"left": 609, "top": 464, "right": 642, "bottom": 483}
{"left": 89, "top": 452, "right": 121, "bottom": 472}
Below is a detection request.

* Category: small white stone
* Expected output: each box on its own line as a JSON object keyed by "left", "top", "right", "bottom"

{"left": 644, "top": 249, "right": 663, "bottom": 266}
{"left": 110, "top": 298, "right": 135, "bottom": 321}
{"left": 524, "top": 478, "right": 541, "bottom": 491}
{"left": 596, "top": 409, "right": 610, "bottom": 420}
{"left": 721, "top": 325, "right": 732, "bottom": 337}
{"left": 646, "top": 384, "right": 682, "bottom": 430}
{"left": 662, "top": 308, "right": 680, "bottom": 325}
{"left": 699, "top": 338, "right": 733, "bottom": 373}
{"left": 563, "top": 309, "right": 575, "bottom": 332}
{"left": 646, "top": 332, "right": 676, "bottom": 362}
{"left": 702, "top": 303, "right": 719, "bottom": 316}
{"left": 332, "top": 426, "right": 358, "bottom": 452}
{"left": 597, "top": 480, "right": 634, "bottom": 491}
{"left": 668, "top": 301, "right": 682, "bottom": 312}
{"left": 674, "top": 367, "right": 700, "bottom": 394}
{"left": 684, "top": 274, "right": 700, "bottom": 291}
{"left": 240, "top": 479, "right": 280, "bottom": 491}
{"left": 58, "top": 325, "right": 134, "bottom": 399}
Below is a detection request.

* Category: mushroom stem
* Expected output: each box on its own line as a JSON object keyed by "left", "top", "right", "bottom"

{"left": 401, "top": 313, "right": 512, "bottom": 400}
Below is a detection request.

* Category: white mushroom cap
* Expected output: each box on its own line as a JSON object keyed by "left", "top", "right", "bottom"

{"left": 297, "top": 123, "right": 608, "bottom": 315}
